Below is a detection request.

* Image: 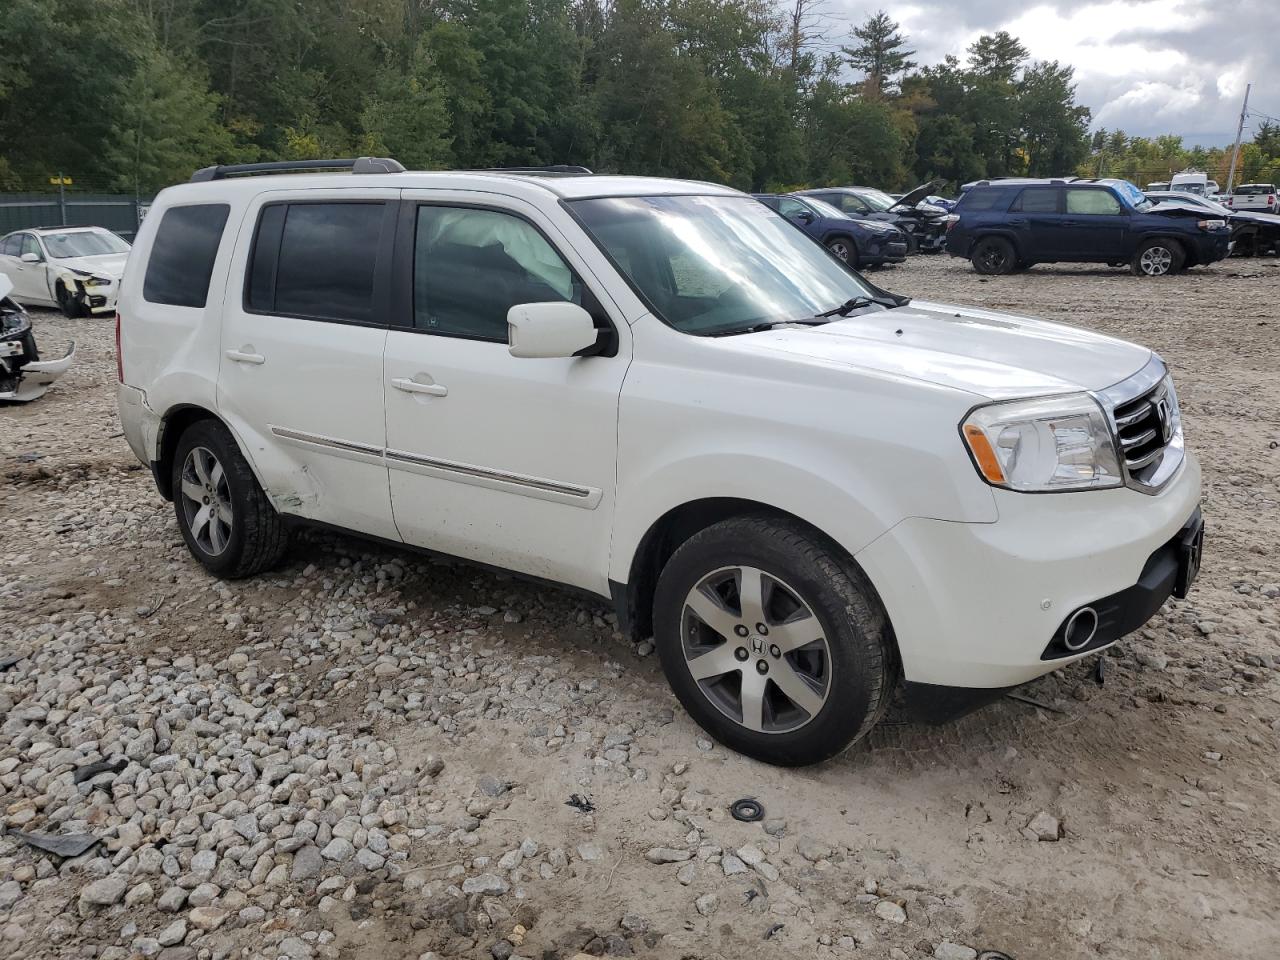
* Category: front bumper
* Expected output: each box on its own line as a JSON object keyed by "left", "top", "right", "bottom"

{"left": 865, "top": 238, "right": 909, "bottom": 264}
{"left": 856, "top": 452, "right": 1201, "bottom": 689}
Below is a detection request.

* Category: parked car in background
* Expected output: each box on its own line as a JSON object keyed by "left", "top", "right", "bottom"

{"left": 1146, "top": 190, "right": 1280, "bottom": 256}
{"left": 946, "top": 177, "right": 1232, "bottom": 276}
{"left": 0, "top": 226, "right": 130, "bottom": 317}
{"left": 796, "top": 183, "right": 951, "bottom": 253}
{"left": 1146, "top": 181, "right": 1170, "bottom": 192}
{"left": 117, "top": 158, "right": 1202, "bottom": 766}
{"left": 1224, "top": 184, "right": 1279, "bottom": 214}
{"left": 753, "top": 194, "right": 908, "bottom": 267}
{"left": 0, "top": 275, "right": 76, "bottom": 402}
{"left": 923, "top": 194, "right": 958, "bottom": 212}
{"left": 1169, "top": 171, "right": 1218, "bottom": 198}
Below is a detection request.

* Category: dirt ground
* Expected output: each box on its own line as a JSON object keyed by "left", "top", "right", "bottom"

{"left": 2, "top": 253, "right": 1278, "bottom": 960}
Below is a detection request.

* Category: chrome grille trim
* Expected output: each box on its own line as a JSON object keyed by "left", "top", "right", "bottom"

{"left": 1094, "top": 354, "right": 1184, "bottom": 495}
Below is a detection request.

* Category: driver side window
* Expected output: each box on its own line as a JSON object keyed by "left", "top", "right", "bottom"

{"left": 20, "top": 235, "right": 43, "bottom": 260}
{"left": 413, "top": 206, "right": 582, "bottom": 341}
{"left": 776, "top": 198, "right": 810, "bottom": 219}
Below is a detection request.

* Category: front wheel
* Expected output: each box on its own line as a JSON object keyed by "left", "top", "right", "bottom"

{"left": 1131, "top": 239, "right": 1184, "bottom": 276}
{"left": 653, "top": 516, "right": 894, "bottom": 766}
{"left": 172, "top": 419, "right": 289, "bottom": 578}
{"left": 825, "top": 236, "right": 859, "bottom": 268}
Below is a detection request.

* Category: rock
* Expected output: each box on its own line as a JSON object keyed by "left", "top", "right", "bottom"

{"left": 461, "top": 874, "right": 510, "bottom": 896}
{"left": 490, "top": 941, "right": 514, "bottom": 960}
{"left": 644, "top": 847, "right": 692, "bottom": 864}
{"left": 321, "top": 838, "right": 355, "bottom": 862}
{"left": 576, "top": 843, "right": 604, "bottom": 862}
{"left": 676, "top": 863, "right": 696, "bottom": 885}
{"left": 125, "top": 881, "right": 155, "bottom": 906}
{"left": 721, "top": 854, "right": 748, "bottom": 876}
{"left": 477, "top": 775, "right": 509, "bottom": 797}
{"left": 291, "top": 845, "right": 323, "bottom": 881}
{"left": 157, "top": 920, "right": 186, "bottom": 947}
{"left": 695, "top": 893, "right": 718, "bottom": 917}
{"left": 278, "top": 936, "right": 314, "bottom": 959}
{"left": 796, "top": 836, "right": 833, "bottom": 862}
{"left": 1026, "top": 811, "right": 1062, "bottom": 842}
{"left": 1135, "top": 650, "right": 1168, "bottom": 671}
{"left": 186, "top": 906, "right": 228, "bottom": 931}
{"left": 875, "top": 900, "right": 907, "bottom": 924}
{"left": 157, "top": 887, "right": 188, "bottom": 912}
{"left": 79, "top": 875, "right": 128, "bottom": 909}
{"left": 934, "top": 943, "right": 978, "bottom": 960}
{"left": 762, "top": 819, "right": 787, "bottom": 837}
{"left": 0, "top": 881, "right": 21, "bottom": 909}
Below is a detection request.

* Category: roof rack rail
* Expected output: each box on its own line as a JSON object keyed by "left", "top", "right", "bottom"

{"left": 475, "top": 165, "right": 593, "bottom": 176}
{"left": 189, "top": 157, "right": 404, "bottom": 182}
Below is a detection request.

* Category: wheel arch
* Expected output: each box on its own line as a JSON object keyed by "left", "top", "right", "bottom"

{"left": 972, "top": 229, "right": 1025, "bottom": 257}
{"left": 611, "top": 496, "right": 893, "bottom": 651}
{"left": 1134, "top": 233, "right": 1192, "bottom": 268}
{"left": 153, "top": 404, "right": 265, "bottom": 501}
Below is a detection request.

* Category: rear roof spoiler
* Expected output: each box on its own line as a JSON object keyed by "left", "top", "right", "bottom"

{"left": 190, "top": 157, "right": 405, "bottom": 182}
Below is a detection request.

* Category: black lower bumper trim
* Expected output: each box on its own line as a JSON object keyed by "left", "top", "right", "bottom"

{"left": 900, "top": 681, "right": 1015, "bottom": 724}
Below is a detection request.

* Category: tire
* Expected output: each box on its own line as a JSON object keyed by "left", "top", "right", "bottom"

{"left": 1130, "top": 238, "right": 1184, "bottom": 276}
{"left": 171, "top": 419, "right": 289, "bottom": 579}
{"left": 653, "top": 515, "right": 894, "bottom": 766}
{"left": 825, "top": 236, "right": 859, "bottom": 268}
{"left": 56, "top": 283, "right": 85, "bottom": 319}
{"left": 904, "top": 232, "right": 919, "bottom": 255}
{"left": 970, "top": 236, "right": 1016, "bottom": 275}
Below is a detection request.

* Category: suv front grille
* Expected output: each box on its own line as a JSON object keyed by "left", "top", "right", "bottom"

{"left": 1100, "top": 356, "right": 1183, "bottom": 493}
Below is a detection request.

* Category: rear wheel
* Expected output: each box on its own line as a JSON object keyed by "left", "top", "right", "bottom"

{"left": 971, "top": 236, "right": 1016, "bottom": 275}
{"left": 172, "top": 419, "right": 289, "bottom": 578}
{"left": 825, "top": 236, "right": 859, "bottom": 268}
{"left": 1131, "top": 239, "right": 1184, "bottom": 276}
{"left": 653, "top": 516, "right": 893, "bottom": 766}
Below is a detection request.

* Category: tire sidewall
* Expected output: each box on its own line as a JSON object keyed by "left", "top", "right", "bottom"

{"left": 172, "top": 421, "right": 252, "bottom": 577}
{"left": 653, "top": 521, "right": 885, "bottom": 766}
{"left": 827, "top": 236, "right": 858, "bottom": 268}
{"left": 971, "top": 237, "right": 1014, "bottom": 275}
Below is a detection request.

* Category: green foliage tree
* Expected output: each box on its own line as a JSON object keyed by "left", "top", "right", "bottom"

{"left": 841, "top": 11, "right": 915, "bottom": 99}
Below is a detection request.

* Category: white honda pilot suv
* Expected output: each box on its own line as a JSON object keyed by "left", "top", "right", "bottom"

{"left": 117, "top": 158, "right": 1204, "bottom": 766}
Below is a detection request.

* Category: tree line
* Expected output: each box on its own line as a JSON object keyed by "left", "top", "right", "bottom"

{"left": 1, "top": 0, "right": 1274, "bottom": 197}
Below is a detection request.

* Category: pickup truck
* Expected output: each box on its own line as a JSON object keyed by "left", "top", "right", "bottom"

{"left": 1225, "top": 184, "right": 1279, "bottom": 214}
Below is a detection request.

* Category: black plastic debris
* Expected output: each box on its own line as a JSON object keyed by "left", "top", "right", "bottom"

{"left": 7, "top": 829, "right": 100, "bottom": 858}
{"left": 730, "top": 798, "right": 764, "bottom": 822}
{"left": 979, "top": 952, "right": 1015, "bottom": 960}
{"left": 73, "top": 758, "right": 127, "bottom": 784}
{"left": 0, "top": 653, "right": 21, "bottom": 672}
{"left": 565, "top": 794, "right": 595, "bottom": 814}
{"left": 763, "top": 923, "right": 785, "bottom": 940}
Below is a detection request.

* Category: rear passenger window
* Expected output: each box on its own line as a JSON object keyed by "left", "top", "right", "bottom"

{"left": 1066, "top": 189, "right": 1122, "bottom": 216}
{"left": 413, "top": 206, "right": 580, "bottom": 341}
{"left": 247, "top": 202, "right": 385, "bottom": 323}
{"left": 143, "top": 204, "right": 230, "bottom": 307}
{"left": 956, "top": 190, "right": 1002, "bottom": 212}
{"left": 1012, "top": 188, "right": 1058, "bottom": 213}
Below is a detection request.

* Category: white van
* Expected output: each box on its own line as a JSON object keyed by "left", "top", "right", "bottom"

{"left": 116, "top": 158, "right": 1204, "bottom": 765}
{"left": 1170, "top": 171, "right": 1218, "bottom": 197}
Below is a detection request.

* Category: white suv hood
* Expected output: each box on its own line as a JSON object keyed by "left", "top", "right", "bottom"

{"left": 57, "top": 253, "right": 128, "bottom": 280}
{"left": 740, "top": 300, "right": 1152, "bottom": 400}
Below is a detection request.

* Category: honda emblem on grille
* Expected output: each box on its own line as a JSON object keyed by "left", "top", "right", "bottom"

{"left": 1155, "top": 396, "right": 1173, "bottom": 444}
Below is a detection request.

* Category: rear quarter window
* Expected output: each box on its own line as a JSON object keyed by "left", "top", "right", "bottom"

{"left": 143, "top": 204, "right": 231, "bottom": 308}
{"left": 955, "top": 189, "right": 1006, "bottom": 212}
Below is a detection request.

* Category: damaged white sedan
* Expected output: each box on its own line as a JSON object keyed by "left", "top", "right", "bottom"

{"left": 0, "top": 225, "right": 129, "bottom": 317}
{"left": 0, "top": 275, "right": 75, "bottom": 402}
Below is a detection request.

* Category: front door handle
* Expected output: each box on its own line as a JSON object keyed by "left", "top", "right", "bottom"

{"left": 391, "top": 377, "right": 448, "bottom": 397}
{"left": 226, "top": 348, "right": 265, "bottom": 365}
{"left": 1007, "top": 217, "right": 1027, "bottom": 226}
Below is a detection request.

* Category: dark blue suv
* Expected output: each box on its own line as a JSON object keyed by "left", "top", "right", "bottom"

{"left": 753, "top": 194, "right": 908, "bottom": 268}
{"left": 946, "top": 177, "right": 1232, "bottom": 277}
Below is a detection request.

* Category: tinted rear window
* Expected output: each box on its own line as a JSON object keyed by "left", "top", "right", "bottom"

{"left": 143, "top": 204, "right": 230, "bottom": 308}
{"left": 1013, "top": 187, "right": 1059, "bottom": 213}
{"left": 1235, "top": 185, "right": 1273, "bottom": 195}
{"left": 246, "top": 202, "right": 385, "bottom": 323}
{"left": 956, "top": 189, "right": 1005, "bottom": 212}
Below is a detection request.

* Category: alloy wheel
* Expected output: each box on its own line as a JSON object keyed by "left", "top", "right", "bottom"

{"left": 1140, "top": 246, "right": 1173, "bottom": 275}
{"left": 180, "top": 446, "right": 233, "bottom": 555}
{"left": 978, "top": 244, "right": 1007, "bottom": 272}
{"left": 828, "top": 240, "right": 851, "bottom": 261}
{"left": 680, "top": 566, "right": 832, "bottom": 734}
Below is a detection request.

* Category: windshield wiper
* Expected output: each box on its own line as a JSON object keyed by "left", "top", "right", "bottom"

{"left": 815, "top": 296, "right": 877, "bottom": 318}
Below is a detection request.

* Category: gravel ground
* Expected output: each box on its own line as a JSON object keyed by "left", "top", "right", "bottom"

{"left": 2, "top": 254, "right": 1278, "bottom": 960}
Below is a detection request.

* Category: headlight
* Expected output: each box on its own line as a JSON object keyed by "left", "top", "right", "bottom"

{"left": 961, "top": 394, "right": 1123, "bottom": 492}
{"left": 85, "top": 276, "right": 113, "bottom": 287}
{"left": 1196, "top": 219, "right": 1227, "bottom": 231}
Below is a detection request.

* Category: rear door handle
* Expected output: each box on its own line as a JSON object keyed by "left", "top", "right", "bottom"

{"left": 225, "top": 348, "right": 265, "bottom": 365}
{"left": 391, "top": 377, "right": 448, "bottom": 397}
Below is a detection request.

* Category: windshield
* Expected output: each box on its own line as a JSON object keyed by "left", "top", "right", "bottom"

{"left": 1110, "top": 180, "right": 1152, "bottom": 210}
{"left": 41, "top": 229, "right": 130, "bottom": 259}
{"left": 855, "top": 189, "right": 897, "bottom": 212}
{"left": 569, "top": 195, "right": 878, "bottom": 336}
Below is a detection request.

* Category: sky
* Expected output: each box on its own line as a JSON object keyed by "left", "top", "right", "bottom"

{"left": 826, "top": 0, "right": 1276, "bottom": 147}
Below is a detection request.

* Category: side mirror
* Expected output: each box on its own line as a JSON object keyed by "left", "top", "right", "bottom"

{"left": 20, "top": 252, "right": 41, "bottom": 264}
{"left": 795, "top": 211, "right": 815, "bottom": 224}
{"left": 507, "top": 301, "right": 599, "bottom": 359}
